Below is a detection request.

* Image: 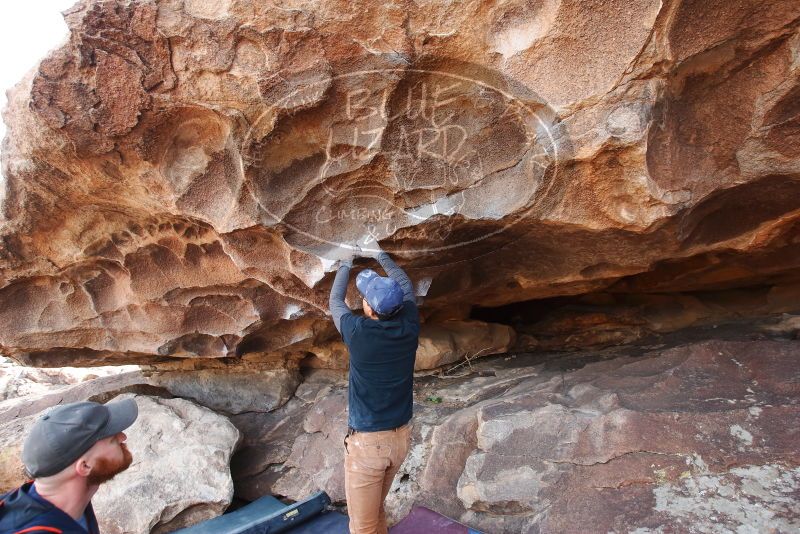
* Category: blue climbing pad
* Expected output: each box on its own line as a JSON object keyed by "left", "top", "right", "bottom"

{"left": 171, "top": 491, "right": 346, "bottom": 534}
{"left": 279, "top": 508, "right": 350, "bottom": 533}
{"left": 389, "top": 506, "right": 485, "bottom": 534}
{"left": 171, "top": 493, "right": 479, "bottom": 534}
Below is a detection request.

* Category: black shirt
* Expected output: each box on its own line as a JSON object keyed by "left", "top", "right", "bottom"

{"left": 339, "top": 300, "right": 419, "bottom": 431}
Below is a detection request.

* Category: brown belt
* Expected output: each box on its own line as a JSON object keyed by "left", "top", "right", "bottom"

{"left": 347, "top": 423, "right": 407, "bottom": 436}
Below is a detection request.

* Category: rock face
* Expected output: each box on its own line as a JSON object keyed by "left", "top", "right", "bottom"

{"left": 93, "top": 394, "right": 241, "bottom": 534}
{"left": 151, "top": 368, "right": 301, "bottom": 414}
{"left": 418, "top": 338, "right": 800, "bottom": 533}
{"left": 0, "top": 413, "right": 33, "bottom": 492}
{"left": 224, "top": 332, "right": 800, "bottom": 532}
{"left": 415, "top": 320, "right": 515, "bottom": 371}
{"left": 480, "top": 281, "right": 800, "bottom": 351}
{"left": 230, "top": 369, "right": 348, "bottom": 502}
{"left": 1, "top": 325, "right": 798, "bottom": 532}
{"left": 0, "top": 0, "right": 798, "bottom": 367}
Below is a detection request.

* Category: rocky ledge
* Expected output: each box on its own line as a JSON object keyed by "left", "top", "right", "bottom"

{"left": 1, "top": 319, "right": 798, "bottom": 533}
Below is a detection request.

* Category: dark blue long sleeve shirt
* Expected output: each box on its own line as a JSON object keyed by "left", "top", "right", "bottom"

{"left": 328, "top": 252, "right": 420, "bottom": 431}
{"left": 0, "top": 481, "right": 100, "bottom": 534}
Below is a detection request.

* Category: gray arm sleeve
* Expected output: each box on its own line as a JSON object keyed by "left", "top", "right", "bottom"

{"left": 329, "top": 261, "right": 352, "bottom": 333}
{"left": 376, "top": 251, "right": 414, "bottom": 302}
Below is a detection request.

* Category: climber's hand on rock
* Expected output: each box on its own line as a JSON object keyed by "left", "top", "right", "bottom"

{"left": 329, "top": 242, "right": 361, "bottom": 267}
{"left": 349, "top": 241, "right": 363, "bottom": 260}
{"left": 357, "top": 236, "right": 383, "bottom": 259}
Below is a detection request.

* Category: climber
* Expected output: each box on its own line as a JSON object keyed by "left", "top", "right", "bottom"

{"left": 0, "top": 398, "right": 139, "bottom": 534}
{"left": 328, "top": 240, "right": 420, "bottom": 534}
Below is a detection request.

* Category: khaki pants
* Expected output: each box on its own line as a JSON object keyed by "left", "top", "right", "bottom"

{"left": 344, "top": 422, "right": 412, "bottom": 534}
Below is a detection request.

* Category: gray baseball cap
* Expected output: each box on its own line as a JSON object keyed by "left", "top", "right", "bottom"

{"left": 22, "top": 398, "right": 138, "bottom": 478}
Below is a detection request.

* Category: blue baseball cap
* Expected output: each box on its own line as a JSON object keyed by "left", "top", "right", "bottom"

{"left": 355, "top": 269, "right": 404, "bottom": 317}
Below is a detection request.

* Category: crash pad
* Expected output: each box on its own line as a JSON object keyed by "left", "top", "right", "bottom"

{"left": 389, "top": 506, "right": 485, "bottom": 534}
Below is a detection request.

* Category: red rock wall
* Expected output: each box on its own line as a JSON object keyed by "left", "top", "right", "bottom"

{"left": 1, "top": 0, "right": 798, "bottom": 365}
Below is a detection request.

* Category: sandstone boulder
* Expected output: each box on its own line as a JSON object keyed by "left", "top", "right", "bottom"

{"left": 151, "top": 368, "right": 301, "bottom": 414}
{"left": 0, "top": 369, "right": 160, "bottom": 492}
{"left": 0, "top": 0, "right": 797, "bottom": 366}
{"left": 415, "top": 320, "right": 515, "bottom": 371}
{"left": 417, "top": 339, "right": 800, "bottom": 533}
{"left": 270, "top": 387, "right": 350, "bottom": 502}
{"left": 93, "top": 394, "right": 241, "bottom": 534}
{"left": 225, "top": 336, "right": 800, "bottom": 531}
{"left": 230, "top": 369, "right": 346, "bottom": 500}
{"left": 0, "top": 388, "right": 243, "bottom": 534}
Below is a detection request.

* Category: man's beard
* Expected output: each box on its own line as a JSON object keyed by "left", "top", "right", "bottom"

{"left": 87, "top": 443, "right": 133, "bottom": 486}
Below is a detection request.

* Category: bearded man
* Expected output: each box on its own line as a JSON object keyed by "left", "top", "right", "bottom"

{"left": 0, "top": 398, "right": 138, "bottom": 534}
